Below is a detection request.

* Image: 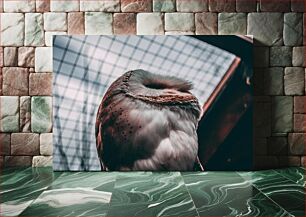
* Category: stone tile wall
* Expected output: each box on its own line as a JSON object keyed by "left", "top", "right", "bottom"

{"left": 0, "top": 0, "right": 305, "bottom": 169}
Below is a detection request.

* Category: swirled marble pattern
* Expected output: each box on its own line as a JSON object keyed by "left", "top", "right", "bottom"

{"left": 0, "top": 167, "right": 305, "bottom": 216}
{"left": 239, "top": 169, "right": 305, "bottom": 216}
{"left": 20, "top": 188, "right": 112, "bottom": 216}
{"left": 19, "top": 171, "right": 117, "bottom": 216}
{"left": 275, "top": 167, "right": 305, "bottom": 187}
{"left": 0, "top": 167, "right": 60, "bottom": 216}
{"left": 183, "top": 172, "right": 291, "bottom": 217}
{"left": 108, "top": 172, "right": 198, "bottom": 216}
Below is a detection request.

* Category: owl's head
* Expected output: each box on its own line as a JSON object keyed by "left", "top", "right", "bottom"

{"left": 128, "top": 69, "right": 192, "bottom": 96}
{"left": 125, "top": 69, "right": 202, "bottom": 119}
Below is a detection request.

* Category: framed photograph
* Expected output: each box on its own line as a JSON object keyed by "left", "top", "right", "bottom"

{"left": 53, "top": 35, "right": 253, "bottom": 171}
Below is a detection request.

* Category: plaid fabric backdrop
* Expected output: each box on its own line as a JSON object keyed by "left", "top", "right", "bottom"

{"left": 53, "top": 35, "right": 237, "bottom": 171}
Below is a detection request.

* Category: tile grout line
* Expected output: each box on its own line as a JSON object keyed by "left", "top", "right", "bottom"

{"left": 180, "top": 172, "right": 200, "bottom": 217}
{"left": 273, "top": 168, "right": 306, "bottom": 188}
{"left": 106, "top": 172, "right": 118, "bottom": 208}
{"left": 235, "top": 171, "right": 295, "bottom": 217}
{"left": 17, "top": 169, "right": 64, "bottom": 216}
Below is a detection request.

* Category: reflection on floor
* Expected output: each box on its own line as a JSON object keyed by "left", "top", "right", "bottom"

{"left": 0, "top": 167, "right": 305, "bottom": 216}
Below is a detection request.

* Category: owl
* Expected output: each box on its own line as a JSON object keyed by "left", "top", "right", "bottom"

{"left": 96, "top": 69, "right": 203, "bottom": 171}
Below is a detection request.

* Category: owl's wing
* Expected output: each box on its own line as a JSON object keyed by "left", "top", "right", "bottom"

{"left": 95, "top": 101, "right": 107, "bottom": 170}
{"left": 100, "top": 100, "right": 170, "bottom": 170}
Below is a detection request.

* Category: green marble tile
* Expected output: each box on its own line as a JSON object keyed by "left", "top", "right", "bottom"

{"left": 19, "top": 172, "right": 117, "bottom": 216}
{"left": 274, "top": 167, "right": 305, "bottom": 187}
{"left": 49, "top": 171, "right": 117, "bottom": 191}
{"left": 183, "top": 172, "right": 290, "bottom": 216}
{"left": 182, "top": 171, "right": 242, "bottom": 184}
{"left": 239, "top": 170, "right": 305, "bottom": 216}
{"left": 0, "top": 167, "right": 59, "bottom": 216}
{"left": 107, "top": 199, "right": 198, "bottom": 217}
{"left": 1, "top": 167, "right": 32, "bottom": 184}
{"left": 115, "top": 172, "right": 184, "bottom": 185}
{"left": 112, "top": 172, "right": 185, "bottom": 204}
{"left": 2, "top": 168, "right": 304, "bottom": 217}
{"left": 19, "top": 188, "right": 111, "bottom": 216}
{"left": 111, "top": 182, "right": 192, "bottom": 205}
{"left": 107, "top": 203, "right": 152, "bottom": 216}
{"left": 109, "top": 172, "right": 198, "bottom": 216}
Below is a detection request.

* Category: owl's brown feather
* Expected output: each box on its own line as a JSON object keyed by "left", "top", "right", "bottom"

{"left": 96, "top": 69, "right": 202, "bottom": 171}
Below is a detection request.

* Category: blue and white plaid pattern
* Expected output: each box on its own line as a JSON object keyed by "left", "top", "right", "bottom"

{"left": 53, "top": 35, "right": 236, "bottom": 171}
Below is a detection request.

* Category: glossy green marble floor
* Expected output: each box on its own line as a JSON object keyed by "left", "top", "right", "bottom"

{"left": 0, "top": 167, "right": 305, "bottom": 216}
